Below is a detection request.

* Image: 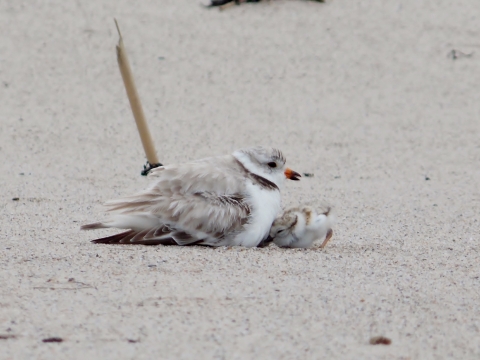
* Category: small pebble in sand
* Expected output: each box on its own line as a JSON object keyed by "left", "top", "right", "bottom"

{"left": 42, "top": 337, "right": 63, "bottom": 343}
{"left": 369, "top": 336, "right": 391, "bottom": 345}
{"left": 202, "top": 0, "right": 324, "bottom": 9}
{"left": 0, "top": 335, "right": 17, "bottom": 340}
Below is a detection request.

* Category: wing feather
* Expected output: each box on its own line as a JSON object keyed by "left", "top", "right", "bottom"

{"left": 91, "top": 226, "right": 211, "bottom": 246}
{"left": 101, "top": 156, "right": 252, "bottom": 240}
{"left": 84, "top": 156, "right": 253, "bottom": 245}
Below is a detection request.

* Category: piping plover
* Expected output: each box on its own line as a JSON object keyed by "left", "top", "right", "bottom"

{"left": 82, "top": 146, "right": 300, "bottom": 247}
{"left": 269, "top": 206, "right": 334, "bottom": 248}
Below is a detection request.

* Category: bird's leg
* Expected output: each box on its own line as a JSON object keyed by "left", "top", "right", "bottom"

{"left": 319, "top": 229, "right": 333, "bottom": 249}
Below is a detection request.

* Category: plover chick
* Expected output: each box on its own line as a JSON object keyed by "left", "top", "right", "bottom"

{"left": 269, "top": 205, "right": 334, "bottom": 248}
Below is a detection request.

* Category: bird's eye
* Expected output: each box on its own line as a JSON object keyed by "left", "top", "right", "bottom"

{"left": 268, "top": 162, "right": 277, "bottom": 168}
{"left": 277, "top": 229, "right": 284, "bottom": 233}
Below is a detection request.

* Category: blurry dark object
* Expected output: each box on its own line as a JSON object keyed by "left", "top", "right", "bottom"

{"left": 42, "top": 337, "right": 63, "bottom": 343}
{"left": 369, "top": 336, "right": 391, "bottom": 345}
{"left": 204, "top": 0, "right": 324, "bottom": 9}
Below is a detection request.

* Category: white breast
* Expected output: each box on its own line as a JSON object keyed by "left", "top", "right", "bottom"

{"left": 232, "top": 181, "right": 281, "bottom": 247}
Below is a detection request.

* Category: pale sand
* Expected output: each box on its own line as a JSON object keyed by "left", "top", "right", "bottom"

{"left": 1, "top": 0, "right": 480, "bottom": 358}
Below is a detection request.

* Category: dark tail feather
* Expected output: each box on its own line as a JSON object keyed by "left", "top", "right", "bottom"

{"left": 90, "top": 231, "right": 204, "bottom": 246}
{"left": 91, "top": 230, "right": 136, "bottom": 244}
{"left": 133, "top": 238, "right": 180, "bottom": 246}
{"left": 90, "top": 229, "right": 207, "bottom": 246}
{"left": 134, "top": 239, "right": 206, "bottom": 246}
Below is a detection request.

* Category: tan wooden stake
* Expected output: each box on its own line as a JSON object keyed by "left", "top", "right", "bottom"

{"left": 114, "top": 19, "right": 160, "bottom": 170}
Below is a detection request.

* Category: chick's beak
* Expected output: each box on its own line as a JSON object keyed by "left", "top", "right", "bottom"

{"left": 284, "top": 168, "right": 301, "bottom": 181}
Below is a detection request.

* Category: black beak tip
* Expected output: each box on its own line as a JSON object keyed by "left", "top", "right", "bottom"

{"left": 291, "top": 171, "right": 301, "bottom": 181}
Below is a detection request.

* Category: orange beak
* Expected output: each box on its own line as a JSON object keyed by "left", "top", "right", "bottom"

{"left": 284, "top": 168, "right": 301, "bottom": 181}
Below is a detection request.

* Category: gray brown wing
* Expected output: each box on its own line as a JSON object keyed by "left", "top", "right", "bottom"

{"left": 103, "top": 157, "right": 252, "bottom": 239}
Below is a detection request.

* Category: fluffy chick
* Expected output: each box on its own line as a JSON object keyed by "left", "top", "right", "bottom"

{"left": 270, "top": 206, "right": 334, "bottom": 248}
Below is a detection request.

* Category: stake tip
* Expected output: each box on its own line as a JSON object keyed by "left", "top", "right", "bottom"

{"left": 114, "top": 18, "right": 122, "bottom": 38}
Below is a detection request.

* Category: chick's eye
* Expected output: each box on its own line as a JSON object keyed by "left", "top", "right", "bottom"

{"left": 277, "top": 229, "right": 284, "bottom": 234}
{"left": 268, "top": 162, "right": 277, "bottom": 168}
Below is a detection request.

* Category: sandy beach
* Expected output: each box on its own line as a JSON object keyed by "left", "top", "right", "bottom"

{"left": 1, "top": 0, "right": 480, "bottom": 358}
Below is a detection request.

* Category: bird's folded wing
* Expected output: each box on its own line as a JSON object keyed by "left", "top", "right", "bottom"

{"left": 105, "top": 190, "right": 251, "bottom": 240}
{"left": 103, "top": 159, "right": 252, "bottom": 240}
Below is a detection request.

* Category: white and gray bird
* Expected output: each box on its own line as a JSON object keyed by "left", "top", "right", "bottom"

{"left": 81, "top": 146, "right": 301, "bottom": 247}
{"left": 269, "top": 206, "right": 334, "bottom": 248}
